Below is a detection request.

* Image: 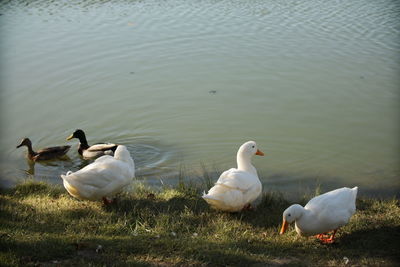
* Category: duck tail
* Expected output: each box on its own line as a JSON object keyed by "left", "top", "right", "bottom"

{"left": 202, "top": 193, "right": 230, "bottom": 211}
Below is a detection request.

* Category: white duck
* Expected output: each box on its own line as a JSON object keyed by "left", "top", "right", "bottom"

{"left": 202, "top": 141, "right": 264, "bottom": 212}
{"left": 61, "top": 145, "right": 135, "bottom": 204}
{"left": 280, "top": 187, "right": 358, "bottom": 243}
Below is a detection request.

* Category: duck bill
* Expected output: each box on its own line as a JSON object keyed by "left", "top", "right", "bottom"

{"left": 66, "top": 134, "right": 74, "bottom": 141}
{"left": 280, "top": 220, "right": 288, "bottom": 235}
{"left": 255, "top": 149, "right": 264, "bottom": 156}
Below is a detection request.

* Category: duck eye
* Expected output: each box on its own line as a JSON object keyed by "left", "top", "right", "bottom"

{"left": 252, "top": 145, "right": 255, "bottom": 148}
{"left": 288, "top": 214, "right": 291, "bottom": 217}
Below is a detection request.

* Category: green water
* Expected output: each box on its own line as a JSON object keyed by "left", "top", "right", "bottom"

{"left": 0, "top": 0, "right": 399, "bottom": 197}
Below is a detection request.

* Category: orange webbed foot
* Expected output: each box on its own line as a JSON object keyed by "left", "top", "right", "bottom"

{"left": 315, "top": 233, "right": 329, "bottom": 240}
{"left": 315, "top": 229, "right": 338, "bottom": 244}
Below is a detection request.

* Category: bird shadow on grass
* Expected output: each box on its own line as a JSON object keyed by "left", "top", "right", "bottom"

{"left": 339, "top": 226, "right": 400, "bottom": 253}
{"left": 104, "top": 193, "right": 209, "bottom": 216}
{"left": 222, "top": 191, "right": 290, "bottom": 230}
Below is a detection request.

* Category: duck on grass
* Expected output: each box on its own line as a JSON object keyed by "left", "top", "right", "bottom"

{"left": 0, "top": 180, "right": 399, "bottom": 266}
{"left": 8, "top": 139, "right": 399, "bottom": 266}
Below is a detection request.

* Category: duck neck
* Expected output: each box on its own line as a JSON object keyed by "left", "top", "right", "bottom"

{"left": 26, "top": 143, "right": 36, "bottom": 157}
{"left": 292, "top": 204, "right": 306, "bottom": 218}
{"left": 76, "top": 136, "right": 89, "bottom": 156}
{"left": 237, "top": 152, "right": 257, "bottom": 175}
{"left": 78, "top": 136, "right": 89, "bottom": 149}
{"left": 294, "top": 205, "right": 313, "bottom": 231}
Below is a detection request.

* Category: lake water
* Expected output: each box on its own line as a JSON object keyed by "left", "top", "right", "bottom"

{"left": 0, "top": 0, "right": 399, "bottom": 198}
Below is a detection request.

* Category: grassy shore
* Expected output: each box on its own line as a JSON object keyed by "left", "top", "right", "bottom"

{"left": 0, "top": 180, "right": 399, "bottom": 266}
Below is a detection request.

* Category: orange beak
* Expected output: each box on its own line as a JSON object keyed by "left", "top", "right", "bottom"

{"left": 255, "top": 149, "right": 264, "bottom": 156}
{"left": 280, "top": 220, "right": 288, "bottom": 235}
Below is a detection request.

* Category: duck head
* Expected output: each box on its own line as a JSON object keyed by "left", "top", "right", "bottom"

{"left": 16, "top": 138, "right": 32, "bottom": 149}
{"left": 280, "top": 204, "right": 304, "bottom": 234}
{"left": 66, "top": 129, "right": 87, "bottom": 143}
{"left": 114, "top": 145, "right": 130, "bottom": 161}
{"left": 238, "top": 141, "right": 264, "bottom": 158}
{"left": 114, "top": 145, "right": 135, "bottom": 173}
{"left": 236, "top": 141, "right": 264, "bottom": 175}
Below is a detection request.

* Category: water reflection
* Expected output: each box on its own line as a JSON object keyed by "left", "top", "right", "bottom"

{"left": 19, "top": 155, "right": 72, "bottom": 176}
{"left": 24, "top": 160, "right": 35, "bottom": 176}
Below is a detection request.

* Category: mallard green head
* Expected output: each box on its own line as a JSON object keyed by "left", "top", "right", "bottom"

{"left": 66, "top": 129, "right": 87, "bottom": 142}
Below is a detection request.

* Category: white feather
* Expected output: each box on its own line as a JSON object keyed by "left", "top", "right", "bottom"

{"left": 202, "top": 141, "right": 263, "bottom": 212}
{"left": 61, "top": 145, "right": 135, "bottom": 201}
{"left": 283, "top": 187, "right": 358, "bottom": 236}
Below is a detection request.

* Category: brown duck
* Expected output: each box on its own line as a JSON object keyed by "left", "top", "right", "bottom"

{"left": 16, "top": 138, "right": 70, "bottom": 161}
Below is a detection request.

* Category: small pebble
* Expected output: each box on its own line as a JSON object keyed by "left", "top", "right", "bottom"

{"left": 96, "top": 245, "right": 103, "bottom": 253}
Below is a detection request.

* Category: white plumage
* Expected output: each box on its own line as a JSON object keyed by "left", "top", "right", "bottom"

{"left": 60, "top": 145, "right": 135, "bottom": 201}
{"left": 202, "top": 141, "right": 264, "bottom": 212}
{"left": 280, "top": 187, "right": 358, "bottom": 243}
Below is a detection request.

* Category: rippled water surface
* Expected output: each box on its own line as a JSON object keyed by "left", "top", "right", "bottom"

{"left": 0, "top": 0, "right": 399, "bottom": 197}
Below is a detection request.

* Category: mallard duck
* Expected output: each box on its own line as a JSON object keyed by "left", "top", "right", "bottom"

{"left": 16, "top": 138, "right": 70, "bottom": 161}
{"left": 202, "top": 141, "right": 264, "bottom": 212}
{"left": 60, "top": 145, "right": 135, "bottom": 204}
{"left": 66, "top": 129, "right": 118, "bottom": 159}
{"left": 280, "top": 187, "right": 358, "bottom": 243}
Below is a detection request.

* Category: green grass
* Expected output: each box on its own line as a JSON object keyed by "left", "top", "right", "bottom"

{"left": 0, "top": 180, "right": 399, "bottom": 266}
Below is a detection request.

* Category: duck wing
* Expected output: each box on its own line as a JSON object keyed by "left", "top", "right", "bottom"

{"left": 202, "top": 168, "right": 261, "bottom": 211}
{"left": 87, "top": 143, "right": 118, "bottom": 152}
{"left": 216, "top": 168, "right": 260, "bottom": 193}
{"left": 219, "top": 169, "right": 262, "bottom": 204}
{"left": 61, "top": 156, "right": 133, "bottom": 200}
{"left": 37, "top": 146, "right": 70, "bottom": 154}
{"left": 305, "top": 187, "right": 358, "bottom": 227}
